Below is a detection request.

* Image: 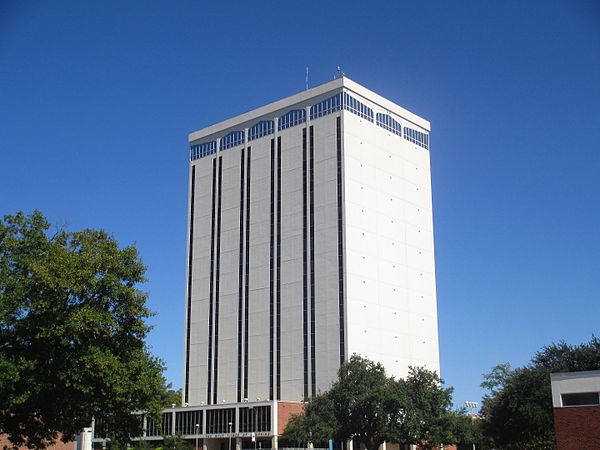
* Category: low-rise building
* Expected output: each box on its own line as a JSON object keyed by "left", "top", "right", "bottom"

{"left": 551, "top": 370, "right": 600, "bottom": 450}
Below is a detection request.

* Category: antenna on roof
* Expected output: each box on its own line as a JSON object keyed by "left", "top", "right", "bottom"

{"left": 305, "top": 66, "right": 309, "bottom": 90}
{"left": 334, "top": 66, "right": 345, "bottom": 79}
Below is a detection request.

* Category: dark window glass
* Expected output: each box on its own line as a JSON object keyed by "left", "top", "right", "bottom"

{"left": 562, "top": 392, "right": 600, "bottom": 406}
{"left": 309, "top": 126, "right": 316, "bottom": 397}
{"left": 302, "top": 127, "right": 309, "bottom": 400}
{"left": 206, "top": 408, "right": 235, "bottom": 434}
{"left": 238, "top": 406, "right": 271, "bottom": 433}
{"left": 276, "top": 136, "right": 282, "bottom": 401}
{"left": 244, "top": 148, "right": 251, "bottom": 399}
{"left": 336, "top": 117, "right": 346, "bottom": 366}
{"left": 237, "top": 148, "right": 245, "bottom": 403}
{"left": 213, "top": 156, "right": 223, "bottom": 405}
{"left": 207, "top": 159, "right": 218, "bottom": 403}
{"left": 146, "top": 413, "right": 173, "bottom": 437}
{"left": 184, "top": 166, "right": 196, "bottom": 403}
{"left": 175, "top": 410, "right": 202, "bottom": 435}
{"left": 269, "top": 138, "right": 275, "bottom": 400}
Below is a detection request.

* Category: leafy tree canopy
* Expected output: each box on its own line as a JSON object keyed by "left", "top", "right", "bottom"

{"left": 281, "top": 355, "right": 477, "bottom": 450}
{"left": 162, "top": 434, "right": 192, "bottom": 450}
{"left": 159, "top": 384, "right": 183, "bottom": 408}
{"left": 480, "top": 336, "right": 600, "bottom": 450}
{"left": 0, "top": 211, "right": 168, "bottom": 448}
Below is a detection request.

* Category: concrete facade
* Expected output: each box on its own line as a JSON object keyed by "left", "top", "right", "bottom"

{"left": 184, "top": 77, "right": 439, "bottom": 408}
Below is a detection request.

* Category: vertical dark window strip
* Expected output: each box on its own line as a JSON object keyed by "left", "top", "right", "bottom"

{"left": 207, "top": 158, "right": 217, "bottom": 404}
{"left": 269, "top": 138, "right": 275, "bottom": 401}
{"left": 237, "top": 148, "right": 245, "bottom": 403}
{"left": 336, "top": 117, "right": 346, "bottom": 366}
{"left": 244, "top": 147, "right": 251, "bottom": 400}
{"left": 276, "top": 136, "right": 282, "bottom": 400}
{"left": 213, "top": 156, "right": 223, "bottom": 405}
{"left": 309, "top": 126, "right": 316, "bottom": 397}
{"left": 184, "top": 165, "right": 196, "bottom": 404}
{"left": 302, "top": 128, "right": 309, "bottom": 400}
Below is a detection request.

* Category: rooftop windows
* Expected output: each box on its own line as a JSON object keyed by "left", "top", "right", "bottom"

{"left": 191, "top": 91, "right": 430, "bottom": 158}
{"left": 343, "top": 92, "right": 374, "bottom": 122}
{"left": 220, "top": 130, "right": 245, "bottom": 150}
{"left": 191, "top": 141, "right": 216, "bottom": 161}
{"left": 248, "top": 120, "right": 274, "bottom": 141}
{"left": 404, "top": 126, "right": 429, "bottom": 150}
{"left": 310, "top": 93, "right": 342, "bottom": 120}
{"left": 376, "top": 113, "right": 402, "bottom": 136}
{"left": 309, "top": 92, "right": 374, "bottom": 122}
{"left": 279, "top": 109, "right": 306, "bottom": 131}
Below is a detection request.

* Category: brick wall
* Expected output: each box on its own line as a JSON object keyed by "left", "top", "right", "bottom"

{"left": 0, "top": 434, "right": 75, "bottom": 450}
{"left": 277, "top": 402, "right": 304, "bottom": 435}
{"left": 554, "top": 406, "right": 600, "bottom": 450}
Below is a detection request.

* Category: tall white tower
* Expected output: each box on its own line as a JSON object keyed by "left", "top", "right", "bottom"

{"left": 184, "top": 77, "right": 439, "bottom": 407}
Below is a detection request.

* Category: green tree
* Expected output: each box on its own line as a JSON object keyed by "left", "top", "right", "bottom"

{"left": 329, "top": 356, "right": 407, "bottom": 450}
{"left": 0, "top": 211, "right": 168, "bottom": 448}
{"left": 159, "top": 384, "right": 183, "bottom": 408}
{"left": 162, "top": 434, "right": 191, "bottom": 450}
{"left": 480, "top": 336, "right": 600, "bottom": 449}
{"left": 280, "top": 394, "right": 337, "bottom": 447}
{"left": 397, "top": 367, "right": 453, "bottom": 449}
{"left": 279, "top": 414, "right": 309, "bottom": 448}
{"left": 282, "top": 355, "right": 462, "bottom": 450}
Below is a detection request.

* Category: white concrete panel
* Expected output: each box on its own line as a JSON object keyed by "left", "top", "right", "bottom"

{"left": 343, "top": 110, "right": 439, "bottom": 376}
{"left": 311, "top": 113, "right": 343, "bottom": 394}
{"left": 278, "top": 124, "right": 306, "bottom": 402}
{"left": 247, "top": 137, "right": 272, "bottom": 401}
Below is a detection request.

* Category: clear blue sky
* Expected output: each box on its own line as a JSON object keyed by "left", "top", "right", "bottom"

{"left": 2, "top": 0, "right": 599, "bottom": 407}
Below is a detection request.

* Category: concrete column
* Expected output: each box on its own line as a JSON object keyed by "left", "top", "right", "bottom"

{"left": 236, "top": 437, "right": 242, "bottom": 450}
{"left": 75, "top": 427, "right": 92, "bottom": 450}
{"left": 347, "top": 440, "right": 353, "bottom": 450}
{"left": 271, "top": 435, "right": 278, "bottom": 450}
{"left": 379, "top": 442, "right": 386, "bottom": 450}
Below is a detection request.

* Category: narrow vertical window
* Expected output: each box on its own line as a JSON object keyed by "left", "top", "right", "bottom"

{"left": 244, "top": 147, "right": 251, "bottom": 400}
{"left": 269, "top": 138, "right": 275, "bottom": 401}
{"left": 309, "top": 125, "right": 316, "bottom": 397}
{"left": 207, "top": 158, "right": 217, "bottom": 404}
{"left": 184, "top": 165, "right": 196, "bottom": 404}
{"left": 336, "top": 117, "right": 346, "bottom": 366}
{"left": 302, "top": 127, "right": 309, "bottom": 400}
{"left": 237, "top": 148, "right": 245, "bottom": 403}
{"left": 213, "top": 156, "right": 223, "bottom": 405}
{"left": 276, "top": 135, "right": 282, "bottom": 400}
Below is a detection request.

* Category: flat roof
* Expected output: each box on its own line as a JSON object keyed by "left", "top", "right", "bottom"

{"left": 551, "top": 370, "right": 600, "bottom": 382}
{"left": 188, "top": 76, "right": 430, "bottom": 143}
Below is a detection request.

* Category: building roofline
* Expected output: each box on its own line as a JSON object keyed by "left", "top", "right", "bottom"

{"left": 188, "top": 76, "right": 430, "bottom": 143}
{"left": 551, "top": 370, "right": 600, "bottom": 381}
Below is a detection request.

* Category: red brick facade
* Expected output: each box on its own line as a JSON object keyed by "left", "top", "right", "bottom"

{"left": 0, "top": 434, "right": 75, "bottom": 450}
{"left": 553, "top": 406, "right": 600, "bottom": 450}
{"left": 276, "top": 402, "right": 304, "bottom": 435}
